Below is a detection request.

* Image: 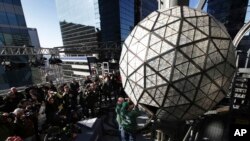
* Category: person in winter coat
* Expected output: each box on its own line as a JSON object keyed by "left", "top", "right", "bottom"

{"left": 120, "top": 100, "right": 140, "bottom": 141}
{"left": 115, "top": 97, "right": 125, "bottom": 140}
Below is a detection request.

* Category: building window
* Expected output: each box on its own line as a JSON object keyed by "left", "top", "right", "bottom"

{"left": 3, "top": 0, "right": 12, "bottom": 5}
{"left": 16, "top": 15, "right": 26, "bottom": 26}
{"left": 0, "top": 12, "right": 8, "bottom": 24}
{"left": 12, "top": 0, "right": 21, "bottom": 6}
{"left": 7, "top": 13, "right": 18, "bottom": 26}
{"left": 0, "top": 33, "right": 5, "bottom": 46}
{"left": 3, "top": 33, "right": 13, "bottom": 45}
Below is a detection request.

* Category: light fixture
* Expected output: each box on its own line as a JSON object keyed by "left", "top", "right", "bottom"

{"left": 110, "top": 58, "right": 117, "bottom": 63}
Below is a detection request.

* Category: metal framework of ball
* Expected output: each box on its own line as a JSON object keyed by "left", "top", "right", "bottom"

{"left": 119, "top": 6, "right": 236, "bottom": 121}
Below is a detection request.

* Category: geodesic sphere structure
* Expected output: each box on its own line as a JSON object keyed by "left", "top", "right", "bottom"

{"left": 119, "top": 6, "right": 236, "bottom": 121}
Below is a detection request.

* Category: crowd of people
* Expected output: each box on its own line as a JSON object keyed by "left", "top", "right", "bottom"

{"left": 0, "top": 71, "right": 127, "bottom": 141}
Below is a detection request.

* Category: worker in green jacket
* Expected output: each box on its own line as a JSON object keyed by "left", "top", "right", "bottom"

{"left": 120, "top": 99, "right": 140, "bottom": 141}
{"left": 115, "top": 97, "right": 125, "bottom": 140}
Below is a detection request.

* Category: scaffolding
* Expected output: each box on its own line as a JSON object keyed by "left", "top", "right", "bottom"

{"left": 0, "top": 42, "right": 122, "bottom": 94}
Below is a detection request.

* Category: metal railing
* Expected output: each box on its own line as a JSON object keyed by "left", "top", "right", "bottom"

{"left": 0, "top": 46, "right": 59, "bottom": 56}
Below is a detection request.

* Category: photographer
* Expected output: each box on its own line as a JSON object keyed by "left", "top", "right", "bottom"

{"left": 62, "top": 85, "right": 78, "bottom": 123}
{"left": 84, "top": 83, "right": 98, "bottom": 118}
{"left": 16, "top": 97, "right": 41, "bottom": 141}
{"left": 101, "top": 74, "right": 112, "bottom": 104}
{"left": 62, "top": 85, "right": 77, "bottom": 110}
{"left": 70, "top": 79, "right": 80, "bottom": 95}
{"left": 0, "top": 112, "right": 15, "bottom": 141}
{"left": 84, "top": 76, "right": 92, "bottom": 86}
{"left": 45, "top": 97, "right": 58, "bottom": 125}
{"left": 0, "top": 87, "right": 25, "bottom": 112}
{"left": 26, "top": 88, "right": 44, "bottom": 103}
{"left": 12, "top": 108, "right": 35, "bottom": 140}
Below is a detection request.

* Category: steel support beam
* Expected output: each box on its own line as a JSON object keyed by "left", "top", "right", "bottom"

{"left": 196, "top": 0, "right": 207, "bottom": 10}
{"left": 0, "top": 46, "right": 59, "bottom": 56}
{"left": 233, "top": 21, "right": 250, "bottom": 48}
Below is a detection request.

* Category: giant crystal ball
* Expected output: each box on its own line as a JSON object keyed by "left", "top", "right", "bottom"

{"left": 119, "top": 6, "right": 236, "bottom": 121}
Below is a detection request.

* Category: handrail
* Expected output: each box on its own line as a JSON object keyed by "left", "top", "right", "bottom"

{"left": 233, "top": 21, "right": 250, "bottom": 48}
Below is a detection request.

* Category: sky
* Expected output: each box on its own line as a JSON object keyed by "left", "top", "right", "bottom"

{"left": 190, "top": 0, "right": 199, "bottom": 8}
{"left": 21, "top": 0, "right": 63, "bottom": 47}
{"left": 21, "top": 0, "right": 203, "bottom": 48}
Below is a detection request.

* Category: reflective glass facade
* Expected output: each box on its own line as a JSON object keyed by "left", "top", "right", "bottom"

{"left": 140, "top": 0, "right": 158, "bottom": 20}
{"left": 98, "top": 0, "right": 120, "bottom": 42}
{"left": 60, "top": 21, "right": 99, "bottom": 47}
{"left": 244, "top": 0, "right": 250, "bottom": 24}
{"left": 56, "top": 0, "right": 157, "bottom": 43}
{"left": 207, "top": 0, "right": 250, "bottom": 67}
{"left": 99, "top": 0, "right": 157, "bottom": 42}
{"left": 0, "top": 0, "right": 30, "bottom": 46}
{"left": 0, "top": 0, "right": 33, "bottom": 89}
{"left": 120, "top": 0, "right": 134, "bottom": 41}
{"left": 55, "top": 0, "right": 157, "bottom": 62}
{"left": 207, "top": 0, "right": 248, "bottom": 39}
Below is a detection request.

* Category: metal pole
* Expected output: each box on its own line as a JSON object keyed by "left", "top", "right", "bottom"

{"left": 197, "top": 0, "right": 207, "bottom": 10}
{"left": 244, "top": 49, "right": 250, "bottom": 68}
{"left": 194, "top": 132, "right": 199, "bottom": 141}
{"left": 182, "top": 126, "right": 192, "bottom": 141}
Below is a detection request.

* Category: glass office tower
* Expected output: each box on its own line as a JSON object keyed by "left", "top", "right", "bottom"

{"left": 140, "top": 0, "right": 158, "bottom": 21}
{"left": 56, "top": 0, "right": 157, "bottom": 43}
{"left": 0, "top": 0, "right": 30, "bottom": 46}
{"left": 207, "top": 0, "right": 248, "bottom": 39}
{"left": 119, "top": 0, "right": 135, "bottom": 41}
{"left": 98, "top": 0, "right": 135, "bottom": 42}
{"left": 207, "top": 0, "right": 250, "bottom": 67}
{"left": 98, "top": 0, "right": 157, "bottom": 61}
{"left": 98, "top": 0, "right": 121, "bottom": 42}
{"left": 55, "top": 0, "right": 157, "bottom": 61}
{"left": 208, "top": 0, "right": 250, "bottom": 119}
{"left": 99, "top": 0, "right": 158, "bottom": 42}
{"left": 0, "top": 0, "right": 33, "bottom": 89}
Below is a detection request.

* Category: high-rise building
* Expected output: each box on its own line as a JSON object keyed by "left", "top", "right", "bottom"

{"left": 207, "top": 0, "right": 250, "bottom": 118}
{"left": 55, "top": 0, "right": 158, "bottom": 66}
{"left": 207, "top": 0, "right": 250, "bottom": 67}
{"left": 55, "top": 0, "right": 100, "bottom": 49}
{"left": 99, "top": 0, "right": 158, "bottom": 42}
{"left": 138, "top": 0, "right": 158, "bottom": 21}
{"left": 59, "top": 21, "right": 99, "bottom": 48}
{"left": 207, "top": 0, "right": 248, "bottom": 39}
{"left": 28, "top": 28, "right": 40, "bottom": 47}
{"left": 0, "top": 0, "right": 31, "bottom": 46}
{"left": 0, "top": 0, "right": 35, "bottom": 89}
{"left": 55, "top": 0, "right": 158, "bottom": 46}
{"left": 207, "top": 0, "right": 250, "bottom": 68}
